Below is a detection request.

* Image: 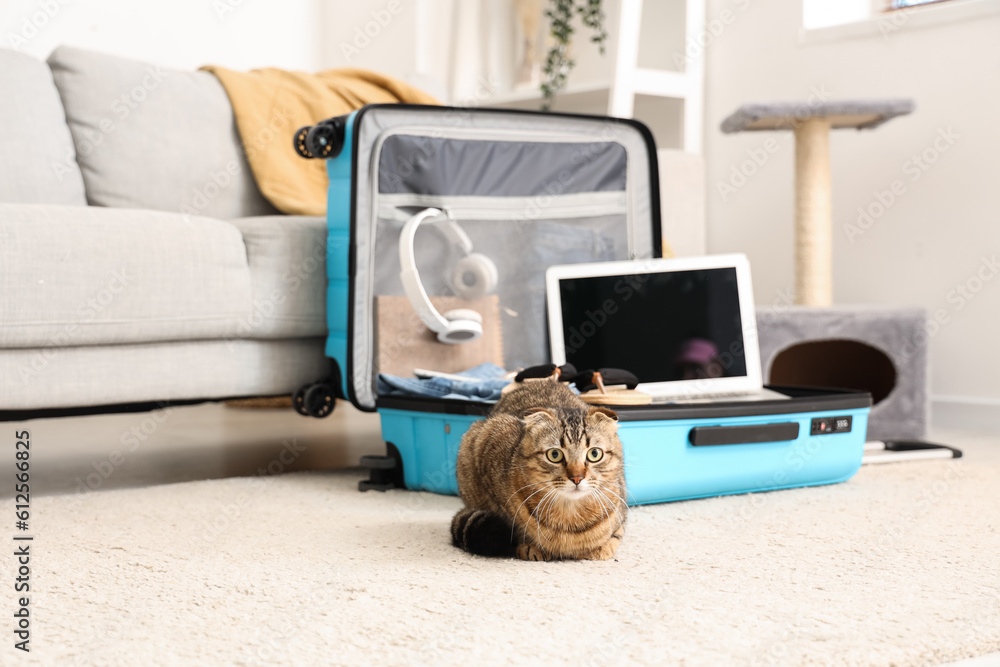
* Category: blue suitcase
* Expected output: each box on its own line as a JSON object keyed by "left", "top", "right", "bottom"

{"left": 294, "top": 104, "right": 871, "bottom": 504}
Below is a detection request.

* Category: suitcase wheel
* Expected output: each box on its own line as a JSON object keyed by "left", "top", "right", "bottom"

{"left": 292, "top": 382, "right": 335, "bottom": 418}
{"left": 293, "top": 125, "right": 314, "bottom": 159}
{"left": 359, "top": 455, "right": 397, "bottom": 470}
{"left": 292, "top": 384, "right": 310, "bottom": 416}
{"left": 303, "top": 383, "right": 335, "bottom": 418}
{"left": 293, "top": 366, "right": 342, "bottom": 418}
{"left": 358, "top": 447, "right": 404, "bottom": 492}
{"left": 305, "top": 119, "right": 345, "bottom": 159}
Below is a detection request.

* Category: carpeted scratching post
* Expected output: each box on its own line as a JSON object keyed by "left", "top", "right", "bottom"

{"left": 722, "top": 99, "right": 914, "bottom": 306}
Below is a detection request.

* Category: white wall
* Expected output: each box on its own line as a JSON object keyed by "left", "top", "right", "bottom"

{"left": 317, "top": 0, "right": 420, "bottom": 78}
{"left": 1, "top": 0, "right": 323, "bottom": 70}
{"left": 703, "top": 0, "right": 1000, "bottom": 423}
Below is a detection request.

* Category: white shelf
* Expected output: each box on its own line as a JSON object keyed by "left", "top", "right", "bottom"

{"left": 477, "top": 0, "right": 704, "bottom": 154}
{"left": 631, "top": 68, "right": 693, "bottom": 98}
{"left": 487, "top": 80, "right": 619, "bottom": 106}
{"left": 486, "top": 71, "right": 693, "bottom": 107}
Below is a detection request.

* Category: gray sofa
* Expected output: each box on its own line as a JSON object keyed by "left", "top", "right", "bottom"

{"left": 0, "top": 46, "right": 331, "bottom": 413}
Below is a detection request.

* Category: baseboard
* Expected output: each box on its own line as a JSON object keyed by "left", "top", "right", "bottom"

{"left": 932, "top": 395, "right": 1000, "bottom": 435}
{"left": 941, "top": 650, "right": 1000, "bottom": 667}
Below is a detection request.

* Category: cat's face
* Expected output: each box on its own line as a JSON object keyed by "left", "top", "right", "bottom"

{"left": 519, "top": 406, "right": 623, "bottom": 501}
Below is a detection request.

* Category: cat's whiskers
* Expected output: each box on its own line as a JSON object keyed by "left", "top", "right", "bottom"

{"left": 596, "top": 492, "right": 624, "bottom": 532}
{"left": 534, "top": 490, "right": 555, "bottom": 535}
{"left": 594, "top": 478, "right": 633, "bottom": 507}
{"left": 509, "top": 483, "right": 556, "bottom": 543}
{"left": 594, "top": 486, "right": 615, "bottom": 520}
{"left": 544, "top": 483, "right": 574, "bottom": 528}
{"left": 543, "top": 491, "right": 559, "bottom": 530}
{"left": 592, "top": 486, "right": 626, "bottom": 528}
{"left": 504, "top": 480, "right": 553, "bottom": 511}
{"left": 590, "top": 485, "right": 611, "bottom": 525}
{"left": 531, "top": 489, "right": 559, "bottom": 545}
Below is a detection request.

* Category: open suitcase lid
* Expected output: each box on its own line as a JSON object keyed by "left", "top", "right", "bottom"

{"left": 315, "top": 104, "right": 663, "bottom": 411}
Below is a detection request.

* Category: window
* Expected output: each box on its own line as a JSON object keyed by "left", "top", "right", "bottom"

{"left": 803, "top": 0, "right": 997, "bottom": 40}
{"left": 891, "top": 0, "right": 952, "bottom": 7}
{"left": 803, "top": 0, "right": 960, "bottom": 30}
{"left": 802, "top": 0, "right": 870, "bottom": 29}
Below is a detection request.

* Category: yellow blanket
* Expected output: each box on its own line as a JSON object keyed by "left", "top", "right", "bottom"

{"left": 202, "top": 66, "right": 439, "bottom": 216}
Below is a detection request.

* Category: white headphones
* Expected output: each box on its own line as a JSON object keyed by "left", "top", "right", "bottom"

{"left": 398, "top": 208, "right": 499, "bottom": 344}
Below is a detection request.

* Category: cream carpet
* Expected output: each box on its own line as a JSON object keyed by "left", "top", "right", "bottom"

{"left": 8, "top": 436, "right": 1000, "bottom": 666}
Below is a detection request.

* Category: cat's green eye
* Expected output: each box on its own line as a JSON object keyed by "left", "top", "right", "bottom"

{"left": 545, "top": 448, "right": 565, "bottom": 463}
{"left": 587, "top": 447, "right": 604, "bottom": 463}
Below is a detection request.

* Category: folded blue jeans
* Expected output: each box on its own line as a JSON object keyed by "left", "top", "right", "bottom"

{"left": 376, "top": 363, "right": 510, "bottom": 402}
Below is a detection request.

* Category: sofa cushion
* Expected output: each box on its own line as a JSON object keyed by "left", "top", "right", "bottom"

{"left": 0, "top": 204, "right": 252, "bottom": 347}
{"left": 0, "top": 49, "right": 87, "bottom": 206}
{"left": 0, "top": 338, "right": 331, "bottom": 410}
{"left": 228, "top": 216, "right": 327, "bottom": 339}
{"left": 46, "top": 46, "right": 277, "bottom": 219}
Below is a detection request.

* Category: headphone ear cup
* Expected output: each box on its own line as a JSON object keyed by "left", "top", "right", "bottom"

{"left": 439, "top": 309, "right": 484, "bottom": 344}
{"left": 442, "top": 308, "right": 483, "bottom": 325}
{"left": 451, "top": 253, "right": 499, "bottom": 300}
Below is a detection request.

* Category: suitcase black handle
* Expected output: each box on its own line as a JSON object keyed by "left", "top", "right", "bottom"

{"left": 689, "top": 422, "right": 800, "bottom": 446}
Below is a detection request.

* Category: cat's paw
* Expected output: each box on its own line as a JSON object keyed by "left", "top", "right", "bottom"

{"left": 585, "top": 533, "right": 624, "bottom": 560}
{"left": 517, "top": 544, "right": 552, "bottom": 562}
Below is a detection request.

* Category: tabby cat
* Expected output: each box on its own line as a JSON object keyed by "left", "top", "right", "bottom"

{"left": 451, "top": 380, "right": 628, "bottom": 561}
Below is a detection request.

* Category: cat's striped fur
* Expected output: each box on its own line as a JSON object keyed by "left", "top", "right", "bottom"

{"left": 451, "top": 380, "right": 627, "bottom": 561}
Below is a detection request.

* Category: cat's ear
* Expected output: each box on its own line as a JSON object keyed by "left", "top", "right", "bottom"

{"left": 521, "top": 407, "right": 556, "bottom": 423}
{"left": 587, "top": 406, "right": 619, "bottom": 422}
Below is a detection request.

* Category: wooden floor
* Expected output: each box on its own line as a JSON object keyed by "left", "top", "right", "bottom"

{"left": 2, "top": 400, "right": 385, "bottom": 498}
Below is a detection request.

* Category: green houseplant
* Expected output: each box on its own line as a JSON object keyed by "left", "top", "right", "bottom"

{"left": 541, "top": 0, "right": 608, "bottom": 110}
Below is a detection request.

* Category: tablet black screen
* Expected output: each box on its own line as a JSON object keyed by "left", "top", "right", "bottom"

{"left": 556, "top": 268, "right": 748, "bottom": 383}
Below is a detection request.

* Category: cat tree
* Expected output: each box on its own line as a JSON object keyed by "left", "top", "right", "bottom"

{"left": 721, "top": 99, "right": 926, "bottom": 440}
{"left": 721, "top": 99, "right": 914, "bottom": 305}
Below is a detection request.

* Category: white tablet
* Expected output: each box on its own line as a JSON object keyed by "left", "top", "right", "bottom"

{"left": 545, "top": 254, "right": 764, "bottom": 400}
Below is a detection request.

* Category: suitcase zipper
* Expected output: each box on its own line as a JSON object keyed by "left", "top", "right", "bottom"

{"left": 376, "top": 191, "right": 628, "bottom": 222}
